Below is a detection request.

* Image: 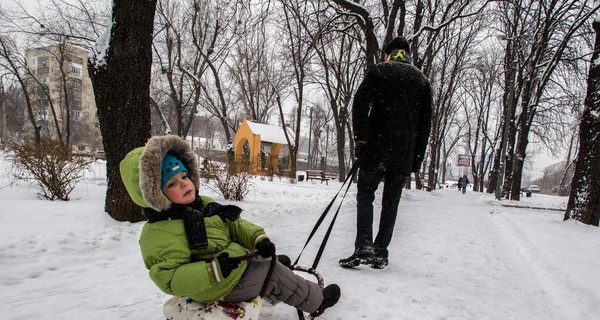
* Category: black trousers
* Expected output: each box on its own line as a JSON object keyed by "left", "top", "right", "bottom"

{"left": 355, "top": 167, "right": 405, "bottom": 258}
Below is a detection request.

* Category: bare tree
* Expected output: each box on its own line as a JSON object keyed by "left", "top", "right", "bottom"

{"left": 1, "top": 0, "right": 108, "bottom": 50}
{"left": 460, "top": 45, "right": 503, "bottom": 192}
{"left": 0, "top": 76, "right": 26, "bottom": 147}
{"left": 0, "top": 35, "right": 41, "bottom": 144}
{"left": 88, "top": 0, "right": 157, "bottom": 222}
{"left": 497, "top": 0, "right": 600, "bottom": 200}
{"left": 564, "top": 19, "right": 600, "bottom": 226}
{"left": 152, "top": 0, "right": 243, "bottom": 138}
{"left": 275, "top": 0, "right": 326, "bottom": 179}
{"left": 1, "top": 0, "right": 108, "bottom": 149}
{"left": 426, "top": 17, "right": 483, "bottom": 190}
{"left": 311, "top": 17, "right": 364, "bottom": 179}
{"left": 228, "top": 5, "right": 286, "bottom": 125}
{"left": 329, "top": 0, "right": 492, "bottom": 187}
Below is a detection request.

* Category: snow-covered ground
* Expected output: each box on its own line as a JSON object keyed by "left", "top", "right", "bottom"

{"left": 1, "top": 153, "right": 599, "bottom": 320}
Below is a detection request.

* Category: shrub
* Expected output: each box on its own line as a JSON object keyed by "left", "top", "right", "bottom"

{"left": 201, "top": 159, "right": 251, "bottom": 201}
{"left": 10, "top": 139, "right": 94, "bottom": 200}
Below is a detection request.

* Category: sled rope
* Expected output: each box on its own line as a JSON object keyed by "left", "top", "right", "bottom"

{"left": 260, "top": 252, "right": 278, "bottom": 297}
{"left": 293, "top": 160, "right": 359, "bottom": 269}
{"left": 292, "top": 162, "right": 358, "bottom": 320}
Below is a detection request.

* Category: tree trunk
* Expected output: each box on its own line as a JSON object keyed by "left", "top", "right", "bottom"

{"left": 564, "top": 21, "right": 600, "bottom": 227}
{"left": 487, "top": 149, "right": 500, "bottom": 193}
{"left": 336, "top": 121, "right": 347, "bottom": 180}
{"left": 88, "top": 0, "right": 157, "bottom": 222}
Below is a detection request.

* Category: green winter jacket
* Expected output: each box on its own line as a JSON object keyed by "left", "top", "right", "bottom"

{"left": 139, "top": 197, "right": 267, "bottom": 303}
{"left": 119, "top": 135, "right": 268, "bottom": 303}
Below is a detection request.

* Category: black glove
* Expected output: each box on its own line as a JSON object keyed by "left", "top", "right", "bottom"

{"left": 354, "top": 141, "right": 367, "bottom": 158}
{"left": 256, "top": 239, "right": 276, "bottom": 258}
{"left": 216, "top": 252, "right": 240, "bottom": 278}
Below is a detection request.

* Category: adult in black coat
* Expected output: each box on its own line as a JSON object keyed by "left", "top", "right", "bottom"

{"left": 340, "top": 36, "right": 432, "bottom": 270}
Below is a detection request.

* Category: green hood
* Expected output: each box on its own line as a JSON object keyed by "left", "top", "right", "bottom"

{"left": 119, "top": 135, "right": 201, "bottom": 211}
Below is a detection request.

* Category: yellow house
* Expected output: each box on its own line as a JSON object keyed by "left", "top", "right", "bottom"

{"left": 234, "top": 116, "right": 295, "bottom": 175}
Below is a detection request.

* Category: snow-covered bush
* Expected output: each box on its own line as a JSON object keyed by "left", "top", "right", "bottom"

{"left": 201, "top": 159, "right": 251, "bottom": 201}
{"left": 9, "top": 139, "right": 93, "bottom": 200}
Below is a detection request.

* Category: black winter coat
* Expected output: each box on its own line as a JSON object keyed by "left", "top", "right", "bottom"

{"left": 352, "top": 55, "right": 432, "bottom": 175}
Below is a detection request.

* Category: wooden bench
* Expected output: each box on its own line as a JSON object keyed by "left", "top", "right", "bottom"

{"left": 323, "top": 172, "right": 339, "bottom": 181}
{"left": 305, "top": 170, "right": 329, "bottom": 184}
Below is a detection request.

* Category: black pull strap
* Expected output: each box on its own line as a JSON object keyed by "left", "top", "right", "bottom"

{"left": 293, "top": 161, "right": 359, "bottom": 268}
{"left": 310, "top": 172, "right": 356, "bottom": 269}
{"left": 259, "top": 252, "right": 278, "bottom": 297}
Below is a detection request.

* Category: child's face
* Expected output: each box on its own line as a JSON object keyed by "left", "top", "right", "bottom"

{"left": 162, "top": 171, "right": 195, "bottom": 205}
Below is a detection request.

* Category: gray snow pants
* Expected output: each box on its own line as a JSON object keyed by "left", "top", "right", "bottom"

{"left": 222, "top": 256, "right": 323, "bottom": 313}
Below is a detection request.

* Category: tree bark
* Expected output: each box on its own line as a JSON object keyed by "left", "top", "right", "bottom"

{"left": 88, "top": 0, "right": 157, "bottom": 222}
{"left": 564, "top": 20, "right": 600, "bottom": 226}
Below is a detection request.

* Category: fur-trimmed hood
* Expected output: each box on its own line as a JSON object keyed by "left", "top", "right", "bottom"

{"left": 120, "top": 135, "right": 200, "bottom": 212}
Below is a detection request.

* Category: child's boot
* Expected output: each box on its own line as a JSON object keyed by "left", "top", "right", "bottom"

{"left": 277, "top": 254, "right": 292, "bottom": 269}
{"left": 310, "top": 284, "right": 341, "bottom": 317}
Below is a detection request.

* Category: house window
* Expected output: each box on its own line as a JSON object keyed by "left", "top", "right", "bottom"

{"left": 69, "top": 66, "right": 82, "bottom": 76}
{"left": 37, "top": 56, "right": 49, "bottom": 67}
{"left": 67, "top": 55, "right": 84, "bottom": 65}
{"left": 37, "top": 67, "right": 49, "bottom": 74}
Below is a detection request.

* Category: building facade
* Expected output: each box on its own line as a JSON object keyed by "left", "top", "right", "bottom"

{"left": 24, "top": 44, "right": 101, "bottom": 151}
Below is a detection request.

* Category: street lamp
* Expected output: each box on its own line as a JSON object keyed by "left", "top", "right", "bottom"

{"left": 496, "top": 35, "right": 518, "bottom": 200}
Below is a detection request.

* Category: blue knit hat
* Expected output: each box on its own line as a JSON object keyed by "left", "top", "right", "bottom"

{"left": 161, "top": 154, "right": 189, "bottom": 189}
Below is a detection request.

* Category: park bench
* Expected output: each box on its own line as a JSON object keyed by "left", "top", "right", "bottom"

{"left": 305, "top": 170, "right": 330, "bottom": 184}
{"left": 323, "top": 172, "right": 339, "bottom": 181}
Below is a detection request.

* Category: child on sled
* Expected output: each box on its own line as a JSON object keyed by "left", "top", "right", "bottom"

{"left": 119, "top": 135, "right": 340, "bottom": 318}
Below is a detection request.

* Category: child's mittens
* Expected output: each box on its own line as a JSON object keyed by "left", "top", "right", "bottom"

{"left": 256, "top": 239, "right": 276, "bottom": 258}
{"left": 217, "top": 252, "right": 240, "bottom": 278}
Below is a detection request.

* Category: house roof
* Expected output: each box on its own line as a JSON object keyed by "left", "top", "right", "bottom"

{"left": 246, "top": 121, "right": 294, "bottom": 145}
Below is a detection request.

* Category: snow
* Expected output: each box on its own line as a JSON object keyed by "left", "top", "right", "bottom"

{"left": 89, "top": 19, "right": 113, "bottom": 70}
{"left": 246, "top": 121, "right": 295, "bottom": 144}
{"left": 1, "top": 152, "right": 599, "bottom": 320}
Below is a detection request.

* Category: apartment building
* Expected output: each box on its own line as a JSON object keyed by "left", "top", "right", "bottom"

{"left": 24, "top": 44, "right": 101, "bottom": 151}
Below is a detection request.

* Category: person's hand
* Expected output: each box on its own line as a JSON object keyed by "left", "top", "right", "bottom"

{"left": 256, "top": 239, "right": 276, "bottom": 258}
{"left": 354, "top": 141, "right": 367, "bottom": 158}
{"left": 217, "top": 252, "right": 240, "bottom": 278}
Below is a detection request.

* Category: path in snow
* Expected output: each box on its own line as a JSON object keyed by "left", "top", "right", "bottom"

{"left": 305, "top": 188, "right": 555, "bottom": 320}
{"left": 1, "top": 169, "right": 597, "bottom": 320}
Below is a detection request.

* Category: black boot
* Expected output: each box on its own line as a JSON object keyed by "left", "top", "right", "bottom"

{"left": 339, "top": 249, "right": 374, "bottom": 268}
{"left": 277, "top": 254, "right": 292, "bottom": 269}
{"left": 310, "top": 284, "right": 341, "bottom": 317}
{"left": 370, "top": 255, "right": 389, "bottom": 269}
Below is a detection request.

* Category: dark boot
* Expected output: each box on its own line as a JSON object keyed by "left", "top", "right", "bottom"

{"left": 310, "top": 284, "right": 341, "bottom": 317}
{"left": 277, "top": 254, "right": 292, "bottom": 269}
{"left": 339, "top": 249, "right": 374, "bottom": 268}
{"left": 370, "top": 255, "right": 389, "bottom": 269}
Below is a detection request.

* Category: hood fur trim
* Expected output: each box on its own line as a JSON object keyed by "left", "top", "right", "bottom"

{"left": 139, "top": 135, "right": 200, "bottom": 211}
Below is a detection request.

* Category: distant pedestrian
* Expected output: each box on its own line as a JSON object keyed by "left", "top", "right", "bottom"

{"left": 461, "top": 175, "right": 469, "bottom": 194}
{"left": 457, "top": 177, "right": 463, "bottom": 191}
